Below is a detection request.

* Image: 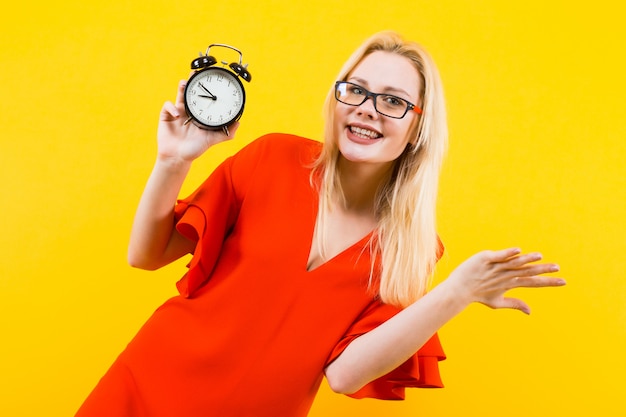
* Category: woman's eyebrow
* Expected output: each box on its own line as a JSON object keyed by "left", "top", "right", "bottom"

{"left": 347, "top": 76, "right": 413, "bottom": 98}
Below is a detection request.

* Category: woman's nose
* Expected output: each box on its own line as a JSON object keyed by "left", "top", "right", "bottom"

{"left": 357, "top": 96, "right": 379, "bottom": 119}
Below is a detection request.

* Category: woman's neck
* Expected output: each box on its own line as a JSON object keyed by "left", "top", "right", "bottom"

{"left": 336, "top": 157, "right": 393, "bottom": 214}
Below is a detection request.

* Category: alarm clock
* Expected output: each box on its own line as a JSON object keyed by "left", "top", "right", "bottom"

{"left": 183, "top": 44, "right": 252, "bottom": 136}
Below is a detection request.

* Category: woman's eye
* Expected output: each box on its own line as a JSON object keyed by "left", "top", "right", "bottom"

{"left": 350, "top": 87, "right": 365, "bottom": 95}
{"left": 383, "top": 96, "right": 403, "bottom": 106}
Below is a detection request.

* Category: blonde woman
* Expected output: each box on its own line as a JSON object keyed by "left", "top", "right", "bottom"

{"left": 76, "top": 31, "right": 565, "bottom": 417}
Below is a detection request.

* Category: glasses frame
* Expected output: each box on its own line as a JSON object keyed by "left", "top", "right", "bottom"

{"left": 334, "top": 81, "right": 423, "bottom": 119}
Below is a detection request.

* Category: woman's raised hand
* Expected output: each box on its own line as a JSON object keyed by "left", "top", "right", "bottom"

{"left": 447, "top": 248, "right": 566, "bottom": 314}
{"left": 156, "top": 80, "right": 239, "bottom": 163}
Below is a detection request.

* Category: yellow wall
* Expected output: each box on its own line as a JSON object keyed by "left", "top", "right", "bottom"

{"left": 1, "top": 1, "right": 624, "bottom": 416}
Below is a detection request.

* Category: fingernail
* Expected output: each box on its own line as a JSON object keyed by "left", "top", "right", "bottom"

{"left": 550, "top": 264, "right": 560, "bottom": 272}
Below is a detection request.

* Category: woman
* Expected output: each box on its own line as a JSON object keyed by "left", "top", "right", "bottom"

{"left": 76, "top": 31, "right": 565, "bottom": 417}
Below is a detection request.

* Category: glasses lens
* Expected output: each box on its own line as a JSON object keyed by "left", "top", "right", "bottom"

{"left": 336, "top": 82, "right": 366, "bottom": 106}
{"left": 335, "top": 82, "right": 409, "bottom": 118}
{"left": 375, "top": 94, "right": 409, "bottom": 118}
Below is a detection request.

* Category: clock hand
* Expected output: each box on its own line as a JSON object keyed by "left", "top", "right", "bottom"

{"left": 198, "top": 83, "right": 217, "bottom": 100}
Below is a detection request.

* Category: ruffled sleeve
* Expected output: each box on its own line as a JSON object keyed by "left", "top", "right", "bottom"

{"left": 326, "top": 301, "right": 446, "bottom": 400}
{"left": 172, "top": 135, "right": 275, "bottom": 297}
{"left": 173, "top": 156, "right": 240, "bottom": 298}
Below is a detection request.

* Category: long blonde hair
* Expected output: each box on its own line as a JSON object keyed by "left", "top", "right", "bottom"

{"left": 313, "top": 31, "right": 448, "bottom": 308}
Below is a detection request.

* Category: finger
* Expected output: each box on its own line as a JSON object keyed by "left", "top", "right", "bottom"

{"left": 175, "top": 80, "right": 187, "bottom": 108}
{"left": 484, "top": 247, "right": 522, "bottom": 263}
{"left": 160, "top": 101, "right": 180, "bottom": 121}
{"left": 511, "top": 261, "right": 561, "bottom": 279}
{"left": 506, "top": 252, "right": 544, "bottom": 268}
{"left": 511, "top": 275, "right": 566, "bottom": 288}
{"left": 499, "top": 297, "right": 531, "bottom": 315}
{"left": 482, "top": 297, "right": 531, "bottom": 314}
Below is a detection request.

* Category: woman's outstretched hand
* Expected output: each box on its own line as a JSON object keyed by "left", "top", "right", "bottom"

{"left": 324, "top": 247, "right": 565, "bottom": 393}
{"left": 447, "top": 248, "right": 566, "bottom": 314}
{"left": 157, "top": 79, "right": 240, "bottom": 164}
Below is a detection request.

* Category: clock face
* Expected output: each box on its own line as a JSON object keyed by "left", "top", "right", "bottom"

{"left": 184, "top": 67, "right": 245, "bottom": 128}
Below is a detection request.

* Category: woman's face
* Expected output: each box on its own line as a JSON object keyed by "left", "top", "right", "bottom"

{"left": 334, "top": 50, "right": 422, "bottom": 169}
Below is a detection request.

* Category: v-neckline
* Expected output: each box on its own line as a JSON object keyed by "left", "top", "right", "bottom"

{"left": 303, "top": 196, "right": 375, "bottom": 273}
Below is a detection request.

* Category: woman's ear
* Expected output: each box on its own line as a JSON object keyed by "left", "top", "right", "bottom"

{"left": 408, "top": 116, "right": 421, "bottom": 147}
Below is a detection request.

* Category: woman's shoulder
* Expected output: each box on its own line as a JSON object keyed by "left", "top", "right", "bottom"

{"left": 247, "top": 132, "right": 321, "bottom": 153}
{"left": 234, "top": 133, "right": 322, "bottom": 167}
{"left": 226, "top": 133, "right": 321, "bottom": 179}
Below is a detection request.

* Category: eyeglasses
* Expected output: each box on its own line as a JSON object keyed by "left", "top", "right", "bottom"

{"left": 334, "top": 81, "right": 422, "bottom": 119}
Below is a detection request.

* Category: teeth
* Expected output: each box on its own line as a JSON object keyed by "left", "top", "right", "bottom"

{"left": 350, "top": 126, "right": 381, "bottom": 139}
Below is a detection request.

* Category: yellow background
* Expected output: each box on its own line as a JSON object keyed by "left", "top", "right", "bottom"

{"left": 1, "top": 1, "right": 624, "bottom": 416}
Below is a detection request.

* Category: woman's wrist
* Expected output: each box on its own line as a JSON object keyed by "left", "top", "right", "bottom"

{"left": 429, "top": 277, "right": 474, "bottom": 313}
{"left": 154, "top": 154, "right": 193, "bottom": 175}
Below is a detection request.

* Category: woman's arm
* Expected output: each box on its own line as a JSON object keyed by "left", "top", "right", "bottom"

{"left": 126, "top": 157, "right": 193, "bottom": 270}
{"left": 324, "top": 248, "right": 566, "bottom": 394}
{"left": 127, "top": 80, "right": 239, "bottom": 270}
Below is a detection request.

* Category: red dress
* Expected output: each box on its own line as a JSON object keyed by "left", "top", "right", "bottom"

{"left": 76, "top": 133, "right": 446, "bottom": 417}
